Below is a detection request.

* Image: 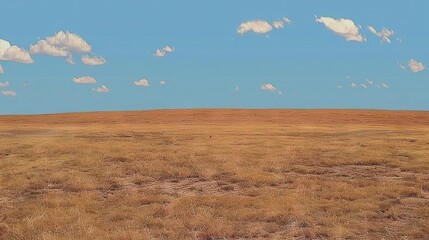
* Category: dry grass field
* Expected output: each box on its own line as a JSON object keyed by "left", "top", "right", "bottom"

{"left": 1, "top": 109, "right": 429, "bottom": 239}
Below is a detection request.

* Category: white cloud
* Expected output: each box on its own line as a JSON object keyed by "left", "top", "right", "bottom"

{"left": 408, "top": 59, "right": 425, "bottom": 73}
{"left": 1, "top": 90, "right": 16, "bottom": 96}
{"left": 29, "top": 39, "right": 69, "bottom": 57}
{"left": 73, "top": 76, "right": 96, "bottom": 84}
{"left": 336, "top": 85, "right": 343, "bottom": 89}
{"left": 153, "top": 46, "right": 175, "bottom": 57}
{"left": 154, "top": 49, "right": 165, "bottom": 57}
{"left": 368, "top": 26, "right": 377, "bottom": 35}
{"left": 0, "top": 64, "right": 3, "bottom": 74}
{"left": 0, "top": 39, "right": 33, "bottom": 63}
{"left": 81, "top": 54, "right": 106, "bottom": 65}
{"left": 160, "top": 80, "right": 166, "bottom": 85}
{"left": 278, "top": 90, "right": 283, "bottom": 95}
{"left": 272, "top": 17, "right": 292, "bottom": 29}
{"left": 316, "top": 16, "right": 365, "bottom": 42}
{"left": 398, "top": 62, "right": 406, "bottom": 70}
{"left": 134, "top": 79, "right": 149, "bottom": 87}
{"left": 272, "top": 20, "right": 284, "bottom": 29}
{"left": 348, "top": 79, "right": 390, "bottom": 90}
{"left": 66, "top": 55, "right": 75, "bottom": 65}
{"left": 0, "top": 81, "right": 10, "bottom": 88}
{"left": 93, "top": 85, "right": 109, "bottom": 93}
{"left": 283, "top": 17, "right": 292, "bottom": 24}
{"left": 261, "top": 83, "right": 277, "bottom": 91}
{"left": 163, "top": 46, "right": 174, "bottom": 53}
{"left": 31, "top": 31, "right": 91, "bottom": 55}
{"left": 238, "top": 18, "right": 292, "bottom": 35}
{"left": 368, "top": 26, "right": 394, "bottom": 43}
{"left": 238, "top": 20, "right": 273, "bottom": 35}
{"left": 30, "top": 31, "right": 92, "bottom": 64}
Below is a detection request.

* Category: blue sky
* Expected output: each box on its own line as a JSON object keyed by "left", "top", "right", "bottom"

{"left": 0, "top": 0, "right": 428, "bottom": 114}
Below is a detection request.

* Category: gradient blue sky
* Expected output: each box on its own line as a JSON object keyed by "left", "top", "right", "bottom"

{"left": 0, "top": 0, "right": 428, "bottom": 114}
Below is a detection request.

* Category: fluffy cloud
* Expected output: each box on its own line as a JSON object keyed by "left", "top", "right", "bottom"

{"left": 154, "top": 46, "right": 175, "bottom": 57}
{"left": 408, "top": 59, "right": 425, "bottom": 73}
{"left": 316, "top": 16, "right": 364, "bottom": 42}
{"left": 31, "top": 31, "right": 91, "bottom": 55}
{"left": 1, "top": 90, "right": 16, "bottom": 96}
{"left": 238, "top": 20, "right": 272, "bottom": 35}
{"left": 0, "top": 64, "right": 3, "bottom": 74}
{"left": 282, "top": 17, "right": 292, "bottom": 24}
{"left": 154, "top": 49, "right": 165, "bottom": 57}
{"left": 93, "top": 85, "right": 109, "bottom": 93}
{"left": 160, "top": 80, "right": 166, "bottom": 85}
{"left": 0, "top": 39, "right": 33, "bottom": 63}
{"left": 261, "top": 83, "right": 277, "bottom": 91}
{"left": 163, "top": 46, "right": 174, "bottom": 52}
{"left": 134, "top": 79, "right": 149, "bottom": 87}
{"left": 30, "top": 31, "right": 92, "bottom": 64}
{"left": 272, "top": 17, "right": 292, "bottom": 29}
{"left": 238, "top": 17, "right": 292, "bottom": 35}
{"left": 351, "top": 82, "right": 357, "bottom": 88}
{"left": 368, "top": 26, "right": 394, "bottom": 43}
{"left": 73, "top": 76, "right": 97, "bottom": 84}
{"left": 0, "top": 81, "right": 10, "bottom": 88}
{"left": 30, "top": 39, "right": 68, "bottom": 57}
{"left": 272, "top": 20, "right": 284, "bottom": 29}
{"left": 81, "top": 54, "right": 106, "bottom": 65}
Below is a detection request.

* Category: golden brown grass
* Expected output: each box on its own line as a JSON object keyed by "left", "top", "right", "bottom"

{"left": 1, "top": 109, "right": 429, "bottom": 239}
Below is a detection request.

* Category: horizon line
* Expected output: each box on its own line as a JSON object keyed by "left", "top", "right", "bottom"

{"left": 1, "top": 107, "right": 429, "bottom": 117}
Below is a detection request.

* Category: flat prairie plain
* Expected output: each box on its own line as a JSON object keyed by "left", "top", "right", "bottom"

{"left": 1, "top": 109, "right": 429, "bottom": 239}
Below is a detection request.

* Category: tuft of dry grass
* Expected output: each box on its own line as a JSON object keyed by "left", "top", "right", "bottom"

{"left": 1, "top": 109, "right": 429, "bottom": 239}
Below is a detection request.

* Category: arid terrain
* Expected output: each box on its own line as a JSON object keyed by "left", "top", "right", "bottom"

{"left": 1, "top": 109, "right": 429, "bottom": 239}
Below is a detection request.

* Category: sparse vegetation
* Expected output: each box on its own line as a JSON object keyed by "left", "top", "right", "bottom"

{"left": 1, "top": 109, "right": 429, "bottom": 239}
